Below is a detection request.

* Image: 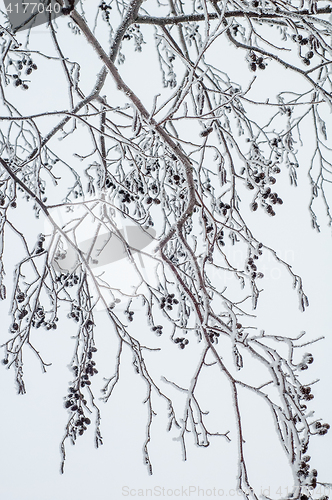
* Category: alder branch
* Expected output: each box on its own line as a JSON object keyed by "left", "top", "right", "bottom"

{"left": 135, "top": 6, "right": 332, "bottom": 26}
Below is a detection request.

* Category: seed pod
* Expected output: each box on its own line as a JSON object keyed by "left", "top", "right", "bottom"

{"left": 200, "top": 127, "right": 213, "bottom": 137}
{"left": 0, "top": 284, "right": 6, "bottom": 300}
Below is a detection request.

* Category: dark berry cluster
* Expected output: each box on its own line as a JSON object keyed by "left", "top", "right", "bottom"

{"left": 302, "top": 51, "right": 314, "bottom": 65}
{"left": 16, "top": 290, "right": 25, "bottom": 303}
{"left": 31, "top": 304, "right": 57, "bottom": 330}
{"left": 125, "top": 309, "right": 134, "bottom": 322}
{"left": 12, "top": 74, "right": 28, "bottom": 90}
{"left": 249, "top": 166, "right": 282, "bottom": 215}
{"left": 10, "top": 57, "right": 37, "bottom": 90}
{"left": 75, "top": 416, "right": 92, "bottom": 436}
{"left": 160, "top": 293, "right": 179, "bottom": 310}
{"left": 146, "top": 196, "right": 161, "bottom": 205}
{"left": 82, "top": 347, "right": 98, "bottom": 387}
{"left": 105, "top": 176, "right": 116, "bottom": 189}
{"left": 18, "top": 308, "right": 28, "bottom": 320}
{"left": 10, "top": 321, "right": 19, "bottom": 333}
{"left": 247, "top": 257, "right": 257, "bottom": 272}
{"left": 299, "top": 385, "right": 314, "bottom": 401}
{"left": 217, "top": 230, "right": 225, "bottom": 246}
{"left": 32, "top": 305, "right": 45, "bottom": 327}
{"left": 135, "top": 181, "right": 145, "bottom": 195}
{"left": 83, "top": 361, "right": 98, "bottom": 381}
{"left": 99, "top": 1, "right": 112, "bottom": 22}
{"left": 64, "top": 389, "right": 78, "bottom": 409}
{"left": 168, "top": 170, "right": 185, "bottom": 187}
{"left": 122, "top": 24, "right": 144, "bottom": 52}
{"left": 248, "top": 52, "right": 266, "bottom": 71}
{"left": 297, "top": 456, "right": 320, "bottom": 489}
{"left": 271, "top": 137, "right": 282, "bottom": 148}
{"left": 68, "top": 303, "right": 81, "bottom": 322}
{"left": 173, "top": 174, "right": 181, "bottom": 185}
{"left": 85, "top": 319, "right": 94, "bottom": 330}
{"left": 245, "top": 244, "right": 263, "bottom": 280}
{"left": 149, "top": 182, "right": 159, "bottom": 195}
{"left": 123, "top": 31, "right": 133, "bottom": 41}
{"left": 174, "top": 337, "right": 189, "bottom": 349}
{"left": 64, "top": 386, "right": 86, "bottom": 411}
{"left": 56, "top": 272, "right": 80, "bottom": 287}
{"left": 291, "top": 34, "right": 319, "bottom": 65}
{"left": 35, "top": 234, "right": 45, "bottom": 254}
{"left": 119, "top": 189, "right": 134, "bottom": 204}
{"left": 99, "top": 1, "right": 110, "bottom": 10}
{"left": 292, "top": 34, "right": 309, "bottom": 45}
{"left": 310, "top": 472, "right": 318, "bottom": 490}
{"left": 208, "top": 329, "right": 220, "bottom": 343}
{"left": 298, "top": 352, "right": 314, "bottom": 371}
{"left": 151, "top": 325, "right": 163, "bottom": 335}
{"left": 259, "top": 172, "right": 276, "bottom": 186}
{"left": 219, "top": 201, "right": 231, "bottom": 217}
{"left": 297, "top": 458, "right": 311, "bottom": 480}
{"left": 24, "top": 58, "right": 37, "bottom": 75}
{"left": 263, "top": 189, "right": 283, "bottom": 209}
{"left": 314, "top": 421, "right": 330, "bottom": 435}
{"left": 301, "top": 440, "right": 309, "bottom": 454}
{"left": 73, "top": 189, "right": 83, "bottom": 199}
{"left": 202, "top": 211, "right": 213, "bottom": 233}
{"left": 145, "top": 159, "right": 160, "bottom": 174}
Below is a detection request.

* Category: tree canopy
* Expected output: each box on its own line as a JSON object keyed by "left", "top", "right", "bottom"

{"left": 0, "top": 0, "right": 331, "bottom": 497}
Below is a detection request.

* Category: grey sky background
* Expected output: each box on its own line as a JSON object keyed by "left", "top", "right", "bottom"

{"left": 0, "top": 2, "right": 331, "bottom": 499}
